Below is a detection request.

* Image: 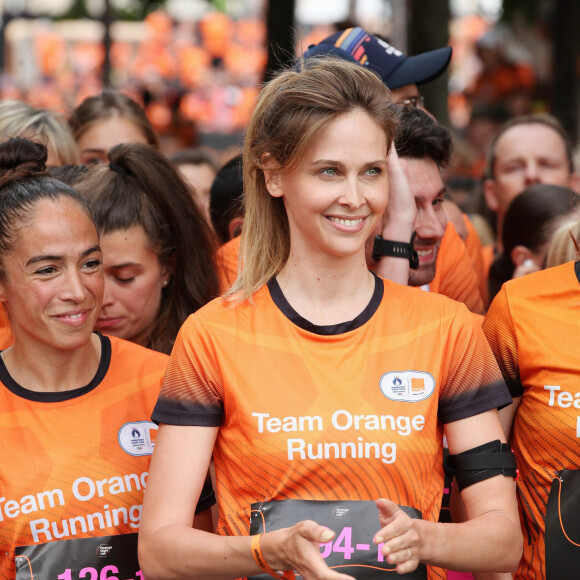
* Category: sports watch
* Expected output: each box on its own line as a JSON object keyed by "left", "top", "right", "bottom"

{"left": 371, "top": 232, "right": 419, "bottom": 269}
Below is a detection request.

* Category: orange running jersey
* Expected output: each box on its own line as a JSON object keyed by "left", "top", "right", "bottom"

{"left": 154, "top": 275, "right": 510, "bottom": 579}
{"left": 462, "top": 214, "right": 487, "bottom": 306}
{"left": 0, "top": 334, "right": 212, "bottom": 579}
{"left": 483, "top": 261, "right": 580, "bottom": 580}
{"left": 480, "top": 244, "right": 496, "bottom": 309}
{"left": 429, "top": 223, "right": 485, "bottom": 315}
{"left": 216, "top": 235, "right": 241, "bottom": 293}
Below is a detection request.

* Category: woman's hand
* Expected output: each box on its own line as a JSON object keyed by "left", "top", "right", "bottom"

{"left": 374, "top": 498, "right": 421, "bottom": 575}
{"left": 261, "top": 522, "right": 355, "bottom": 580}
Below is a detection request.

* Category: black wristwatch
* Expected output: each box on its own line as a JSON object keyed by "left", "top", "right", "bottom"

{"left": 372, "top": 232, "right": 419, "bottom": 269}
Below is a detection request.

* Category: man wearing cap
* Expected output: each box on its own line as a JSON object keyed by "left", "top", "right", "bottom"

{"left": 304, "top": 28, "right": 484, "bottom": 314}
{"left": 303, "top": 26, "right": 452, "bottom": 107}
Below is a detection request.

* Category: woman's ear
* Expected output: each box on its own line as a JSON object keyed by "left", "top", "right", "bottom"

{"left": 510, "top": 245, "right": 537, "bottom": 267}
{"left": 263, "top": 170, "right": 283, "bottom": 198}
{"left": 160, "top": 256, "right": 175, "bottom": 286}
{"left": 511, "top": 245, "right": 543, "bottom": 278}
{"left": 262, "top": 154, "right": 283, "bottom": 198}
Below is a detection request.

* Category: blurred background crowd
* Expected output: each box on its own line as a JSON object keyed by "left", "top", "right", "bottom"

{"left": 0, "top": 0, "right": 578, "bottom": 244}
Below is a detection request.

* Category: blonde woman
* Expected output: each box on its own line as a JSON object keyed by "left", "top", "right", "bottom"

{"left": 0, "top": 100, "right": 79, "bottom": 166}
{"left": 139, "top": 59, "right": 521, "bottom": 580}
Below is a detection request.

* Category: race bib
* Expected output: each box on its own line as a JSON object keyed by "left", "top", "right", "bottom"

{"left": 15, "top": 533, "right": 142, "bottom": 580}
{"left": 249, "top": 499, "right": 427, "bottom": 579}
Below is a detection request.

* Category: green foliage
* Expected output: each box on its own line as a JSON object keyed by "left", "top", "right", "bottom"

{"left": 55, "top": 0, "right": 227, "bottom": 21}
{"left": 57, "top": 0, "right": 90, "bottom": 19}
{"left": 55, "top": 0, "right": 168, "bottom": 21}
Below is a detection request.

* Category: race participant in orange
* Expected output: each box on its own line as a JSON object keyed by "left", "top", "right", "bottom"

{"left": 74, "top": 142, "right": 219, "bottom": 354}
{"left": 371, "top": 106, "right": 484, "bottom": 315}
{"left": 483, "top": 259, "right": 580, "bottom": 579}
{"left": 0, "top": 138, "right": 213, "bottom": 580}
{"left": 138, "top": 58, "right": 521, "bottom": 580}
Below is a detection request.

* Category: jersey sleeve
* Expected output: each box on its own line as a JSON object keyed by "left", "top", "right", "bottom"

{"left": 152, "top": 313, "right": 224, "bottom": 427}
{"left": 482, "top": 285, "right": 523, "bottom": 397}
{"left": 438, "top": 302, "right": 512, "bottom": 423}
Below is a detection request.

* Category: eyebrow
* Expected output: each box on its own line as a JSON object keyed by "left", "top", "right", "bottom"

{"left": 108, "top": 262, "right": 142, "bottom": 269}
{"left": 310, "top": 159, "right": 387, "bottom": 168}
{"left": 415, "top": 187, "right": 447, "bottom": 202}
{"left": 26, "top": 245, "right": 102, "bottom": 267}
{"left": 80, "top": 148, "right": 107, "bottom": 155}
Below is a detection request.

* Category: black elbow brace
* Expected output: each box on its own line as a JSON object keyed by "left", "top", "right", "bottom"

{"left": 445, "top": 439, "right": 518, "bottom": 491}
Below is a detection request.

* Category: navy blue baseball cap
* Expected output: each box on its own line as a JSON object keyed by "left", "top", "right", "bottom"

{"left": 302, "top": 27, "right": 452, "bottom": 90}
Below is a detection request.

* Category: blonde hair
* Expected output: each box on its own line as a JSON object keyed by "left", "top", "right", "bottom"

{"left": 545, "top": 213, "right": 580, "bottom": 268}
{"left": 0, "top": 100, "right": 79, "bottom": 165}
{"left": 227, "top": 58, "right": 397, "bottom": 302}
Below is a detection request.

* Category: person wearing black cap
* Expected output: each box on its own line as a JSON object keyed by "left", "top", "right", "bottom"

{"left": 302, "top": 26, "right": 452, "bottom": 108}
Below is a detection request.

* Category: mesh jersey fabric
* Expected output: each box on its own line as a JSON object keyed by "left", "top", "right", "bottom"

{"left": 429, "top": 222, "right": 485, "bottom": 315}
{"left": 153, "top": 275, "right": 510, "bottom": 579}
{"left": 483, "top": 261, "right": 580, "bottom": 580}
{"left": 0, "top": 334, "right": 213, "bottom": 579}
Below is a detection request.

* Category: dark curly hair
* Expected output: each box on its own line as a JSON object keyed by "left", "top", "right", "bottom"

{"left": 394, "top": 105, "right": 453, "bottom": 168}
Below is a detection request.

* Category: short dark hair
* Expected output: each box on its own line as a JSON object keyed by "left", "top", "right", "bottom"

{"left": 485, "top": 114, "right": 574, "bottom": 180}
{"left": 209, "top": 155, "right": 244, "bottom": 244}
{"left": 394, "top": 105, "right": 453, "bottom": 168}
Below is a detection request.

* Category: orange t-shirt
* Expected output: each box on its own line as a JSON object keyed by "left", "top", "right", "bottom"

{"left": 462, "top": 214, "right": 487, "bottom": 304}
{"left": 0, "top": 335, "right": 212, "bottom": 579}
{"left": 428, "top": 223, "right": 485, "bottom": 315}
{"left": 154, "top": 275, "right": 510, "bottom": 579}
{"left": 480, "top": 244, "right": 496, "bottom": 309}
{"left": 483, "top": 261, "right": 580, "bottom": 580}
{"left": 215, "top": 235, "right": 241, "bottom": 293}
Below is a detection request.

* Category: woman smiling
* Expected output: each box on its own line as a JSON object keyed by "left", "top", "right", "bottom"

{"left": 0, "top": 138, "right": 214, "bottom": 579}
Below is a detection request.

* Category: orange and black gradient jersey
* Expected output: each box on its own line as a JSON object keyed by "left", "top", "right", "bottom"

{"left": 0, "top": 334, "right": 213, "bottom": 579}
{"left": 154, "top": 274, "right": 510, "bottom": 579}
{"left": 483, "top": 261, "right": 580, "bottom": 580}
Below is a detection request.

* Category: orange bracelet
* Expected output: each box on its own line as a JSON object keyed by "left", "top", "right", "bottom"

{"left": 250, "top": 533, "right": 296, "bottom": 580}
